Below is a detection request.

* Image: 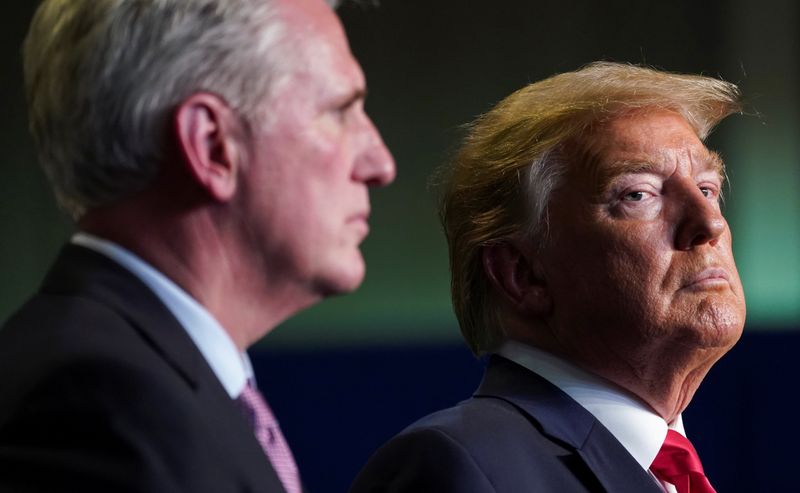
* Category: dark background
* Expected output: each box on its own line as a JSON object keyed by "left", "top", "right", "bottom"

{"left": 2, "top": 0, "right": 799, "bottom": 491}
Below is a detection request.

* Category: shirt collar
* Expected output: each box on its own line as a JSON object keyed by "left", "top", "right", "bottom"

{"left": 72, "top": 232, "right": 253, "bottom": 398}
{"left": 497, "top": 340, "right": 685, "bottom": 471}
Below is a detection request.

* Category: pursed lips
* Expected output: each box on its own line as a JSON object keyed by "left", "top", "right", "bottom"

{"left": 348, "top": 210, "right": 371, "bottom": 238}
{"left": 680, "top": 267, "right": 730, "bottom": 290}
{"left": 348, "top": 209, "right": 370, "bottom": 223}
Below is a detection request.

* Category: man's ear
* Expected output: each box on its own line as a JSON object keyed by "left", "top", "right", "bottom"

{"left": 482, "top": 241, "right": 552, "bottom": 316}
{"left": 174, "top": 93, "right": 246, "bottom": 202}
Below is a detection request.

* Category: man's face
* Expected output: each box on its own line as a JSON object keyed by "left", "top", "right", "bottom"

{"left": 238, "top": 0, "right": 395, "bottom": 297}
{"left": 536, "top": 109, "right": 745, "bottom": 380}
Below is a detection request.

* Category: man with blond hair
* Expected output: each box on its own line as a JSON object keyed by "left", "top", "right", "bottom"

{"left": 351, "top": 62, "right": 745, "bottom": 492}
{"left": 0, "top": 0, "right": 394, "bottom": 491}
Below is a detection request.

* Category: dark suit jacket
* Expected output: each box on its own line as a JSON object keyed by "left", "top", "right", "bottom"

{"left": 0, "top": 244, "right": 287, "bottom": 493}
{"left": 350, "top": 355, "right": 664, "bottom": 493}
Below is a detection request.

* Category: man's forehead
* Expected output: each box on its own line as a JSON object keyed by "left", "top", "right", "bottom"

{"left": 598, "top": 149, "right": 724, "bottom": 178}
{"left": 578, "top": 110, "right": 725, "bottom": 186}
{"left": 267, "top": 2, "right": 365, "bottom": 113}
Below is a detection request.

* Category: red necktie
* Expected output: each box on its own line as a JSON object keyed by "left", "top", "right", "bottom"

{"left": 237, "top": 383, "right": 302, "bottom": 493}
{"left": 651, "top": 430, "right": 716, "bottom": 493}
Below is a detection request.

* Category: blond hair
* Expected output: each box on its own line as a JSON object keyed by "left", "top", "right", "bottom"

{"left": 440, "top": 61, "right": 741, "bottom": 355}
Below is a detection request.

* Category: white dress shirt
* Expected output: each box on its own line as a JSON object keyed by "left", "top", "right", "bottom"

{"left": 498, "top": 340, "right": 685, "bottom": 493}
{"left": 72, "top": 232, "right": 253, "bottom": 398}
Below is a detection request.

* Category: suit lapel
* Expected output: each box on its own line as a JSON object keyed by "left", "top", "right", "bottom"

{"left": 193, "top": 368, "right": 288, "bottom": 493}
{"left": 475, "top": 356, "right": 662, "bottom": 493}
{"left": 577, "top": 422, "right": 663, "bottom": 493}
{"left": 41, "top": 244, "right": 286, "bottom": 492}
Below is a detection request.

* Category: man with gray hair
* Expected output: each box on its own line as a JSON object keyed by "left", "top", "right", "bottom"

{"left": 351, "top": 62, "right": 745, "bottom": 492}
{"left": 0, "top": 0, "right": 394, "bottom": 491}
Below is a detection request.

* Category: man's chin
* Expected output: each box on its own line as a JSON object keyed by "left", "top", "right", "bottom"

{"left": 315, "top": 257, "right": 366, "bottom": 297}
{"left": 678, "top": 313, "right": 744, "bottom": 352}
{"left": 700, "top": 297, "right": 745, "bottom": 345}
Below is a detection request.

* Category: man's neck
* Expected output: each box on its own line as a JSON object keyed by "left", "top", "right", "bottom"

{"left": 79, "top": 204, "right": 318, "bottom": 349}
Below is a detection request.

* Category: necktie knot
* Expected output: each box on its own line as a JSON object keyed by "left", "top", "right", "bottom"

{"left": 237, "top": 383, "right": 302, "bottom": 493}
{"left": 651, "top": 430, "right": 716, "bottom": 493}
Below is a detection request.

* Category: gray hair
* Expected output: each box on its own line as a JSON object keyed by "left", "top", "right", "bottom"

{"left": 23, "top": 0, "right": 317, "bottom": 218}
{"left": 441, "top": 62, "right": 742, "bottom": 355}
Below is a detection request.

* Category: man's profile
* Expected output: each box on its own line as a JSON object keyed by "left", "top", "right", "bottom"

{"left": 0, "top": 0, "right": 394, "bottom": 491}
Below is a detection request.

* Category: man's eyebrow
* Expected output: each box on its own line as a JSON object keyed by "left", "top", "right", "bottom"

{"left": 592, "top": 159, "right": 660, "bottom": 191}
{"left": 603, "top": 159, "right": 660, "bottom": 176}
{"left": 595, "top": 150, "right": 726, "bottom": 189}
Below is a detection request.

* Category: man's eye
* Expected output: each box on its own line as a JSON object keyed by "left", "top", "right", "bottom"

{"left": 622, "top": 191, "right": 647, "bottom": 202}
{"left": 700, "top": 187, "right": 717, "bottom": 199}
{"left": 335, "top": 103, "right": 352, "bottom": 120}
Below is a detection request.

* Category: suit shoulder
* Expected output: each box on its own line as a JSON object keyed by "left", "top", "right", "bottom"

{"left": 0, "top": 291, "right": 146, "bottom": 374}
{"left": 0, "top": 296, "right": 242, "bottom": 492}
{"left": 1, "top": 290, "right": 140, "bottom": 348}
{"left": 350, "top": 421, "right": 497, "bottom": 493}
{"left": 0, "top": 291, "right": 181, "bottom": 402}
{"left": 352, "top": 397, "right": 578, "bottom": 493}
{"left": 401, "top": 396, "right": 553, "bottom": 450}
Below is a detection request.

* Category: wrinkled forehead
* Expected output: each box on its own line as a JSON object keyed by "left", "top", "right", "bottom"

{"left": 571, "top": 109, "right": 725, "bottom": 189}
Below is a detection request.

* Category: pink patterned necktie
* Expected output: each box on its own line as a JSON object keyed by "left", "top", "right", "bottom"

{"left": 651, "top": 430, "right": 716, "bottom": 493}
{"left": 237, "top": 383, "right": 302, "bottom": 493}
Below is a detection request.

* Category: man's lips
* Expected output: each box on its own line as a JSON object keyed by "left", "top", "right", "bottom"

{"left": 349, "top": 211, "right": 371, "bottom": 236}
{"left": 349, "top": 210, "right": 370, "bottom": 223}
{"left": 681, "top": 267, "right": 730, "bottom": 290}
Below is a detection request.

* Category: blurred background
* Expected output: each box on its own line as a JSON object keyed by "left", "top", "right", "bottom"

{"left": 2, "top": 0, "right": 798, "bottom": 491}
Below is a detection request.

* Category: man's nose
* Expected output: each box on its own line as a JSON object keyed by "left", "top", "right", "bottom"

{"left": 674, "top": 181, "right": 727, "bottom": 251}
{"left": 352, "top": 116, "right": 396, "bottom": 187}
